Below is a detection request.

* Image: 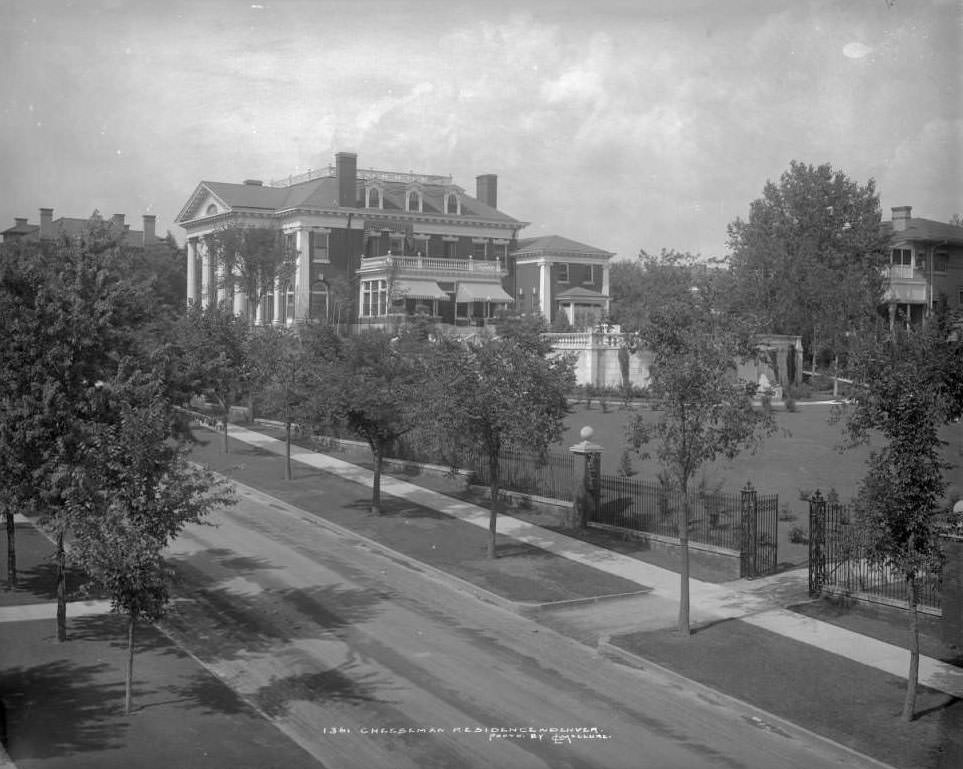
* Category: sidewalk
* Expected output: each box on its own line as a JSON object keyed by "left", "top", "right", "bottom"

{"left": 199, "top": 422, "right": 962, "bottom": 769}
{"left": 224, "top": 423, "right": 963, "bottom": 699}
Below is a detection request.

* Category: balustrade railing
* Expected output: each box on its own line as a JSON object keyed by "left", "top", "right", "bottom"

{"left": 359, "top": 255, "right": 504, "bottom": 274}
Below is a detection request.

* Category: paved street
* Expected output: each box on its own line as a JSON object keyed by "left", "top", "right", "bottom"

{"left": 160, "top": 478, "right": 887, "bottom": 769}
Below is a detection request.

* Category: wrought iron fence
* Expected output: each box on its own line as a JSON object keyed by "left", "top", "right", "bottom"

{"left": 466, "top": 449, "right": 575, "bottom": 502}
{"left": 808, "top": 491, "right": 942, "bottom": 611}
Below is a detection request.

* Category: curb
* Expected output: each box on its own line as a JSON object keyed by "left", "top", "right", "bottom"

{"left": 597, "top": 636, "right": 899, "bottom": 769}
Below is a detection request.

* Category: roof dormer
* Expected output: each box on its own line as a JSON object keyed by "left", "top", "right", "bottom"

{"left": 444, "top": 190, "right": 461, "bottom": 216}
{"left": 405, "top": 185, "right": 424, "bottom": 213}
{"left": 365, "top": 183, "right": 384, "bottom": 210}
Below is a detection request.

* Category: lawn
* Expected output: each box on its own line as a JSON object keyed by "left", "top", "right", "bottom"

{"left": 557, "top": 401, "right": 963, "bottom": 567}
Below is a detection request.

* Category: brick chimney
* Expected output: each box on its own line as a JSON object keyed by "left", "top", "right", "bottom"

{"left": 39, "top": 208, "right": 53, "bottom": 238}
{"left": 892, "top": 206, "right": 912, "bottom": 232}
{"left": 335, "top": 152, "right": 358, "bottom": 207}
{"left": 14, "top": 217, "right": 28, "bottom": 227}
{"left": 476, "top": 174, "right": 498, "bottom": 209}
{"left": 142, "top": 214, "right": 156, "bottom": 244}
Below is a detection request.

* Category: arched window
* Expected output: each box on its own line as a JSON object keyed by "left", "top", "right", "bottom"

{"left": 367, "top": 186, "right": 381, "bottom": 209}
{"left": 310, "top": 281, "right": 329, "bottom": 321}
{"left": 407, "top": 190, "right": 421, "bottom": 212}
{"left": 445, "top": 193, "right": 459, "bottom": 215}
{"left": 205, "top": 203, "right": 217, "bottom": 216}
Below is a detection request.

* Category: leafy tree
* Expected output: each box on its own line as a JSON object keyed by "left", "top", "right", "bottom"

{"left": 625, "top": 267, "right": 774, "bottom": 634}
{"left": 203, "top": 225, "right": 296, "bottom": 326}
{"left": 70, "top": 369, "right": 233, "bottom": 713}
{"left": 726, "top": 161, "right": 889, "bottom": 387}
{"left": 844, "top": 318, "right": 963, "bottom": 720}
{"left": 430, "top": 335, "right": 574, "bottom": 558}
{"left": 174, "top": 302, "right": 251, "bottom": 453}
{"left": 0, "top": 220, "right": 154, "bottom": 637}
{"left": 306, "top": 330, "right": 424, "bottom": 513}
{"left": 247, "top": 326, "right": 313, "bottom": 479}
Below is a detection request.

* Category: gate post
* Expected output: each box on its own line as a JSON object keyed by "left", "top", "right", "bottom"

{"left": 740, "top": 482, "right": 758, "bottom": 578}
{"left": 809, "top": 490, "right": 826, "bottom": 597}
{"left": 568, "top": 426, "right": 603, "bottom": 529}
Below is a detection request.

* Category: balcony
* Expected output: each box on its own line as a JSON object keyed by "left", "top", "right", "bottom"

{"left": 883, "top": 265, "right": 929, "bottom": 304}
{"left": 358, "top": 254, "right": 507, "bottom": 278}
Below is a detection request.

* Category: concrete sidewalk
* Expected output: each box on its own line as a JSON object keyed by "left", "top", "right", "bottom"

{"left": 223, "top": 423, "right": 963, "bottom": 700}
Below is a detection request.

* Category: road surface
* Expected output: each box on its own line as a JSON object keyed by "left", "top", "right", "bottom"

{"left": 162, "top": 479, "right": 885, "bottom": 769}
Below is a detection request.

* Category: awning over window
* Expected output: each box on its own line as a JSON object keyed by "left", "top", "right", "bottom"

{"left": 454, "top": 282, "right": 515, "bottom": 303}
{"left": 393, "top": 279, "right": 449, "bottom": 300}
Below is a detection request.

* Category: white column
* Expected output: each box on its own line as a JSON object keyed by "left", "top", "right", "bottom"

{"left": 538, "top": 259, "right": 551, "bottom": 318}
{"left": 233, "top": 281, "right": 248, "bottom": 319}
{"left": 601, "top": 261, "right": 611, "bottom": 316}
{"left": 186, "top": 239, "right": 197, "bottom": 306}
{"left": 296, "top": 228, "right": 311, "bottom": 321}
{"left": 254, "top": 285, "right": 264, "bottom": 326}
{"left": 216, "top": 261, "right": 226, "bottom": 305}
{"left": 200, "top": 243, "right": 211, "bottom": 309}
{"left": 272, "top": 276, "right": 282, "bottom": 325}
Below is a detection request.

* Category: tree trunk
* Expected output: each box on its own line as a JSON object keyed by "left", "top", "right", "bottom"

{"left": 902, "top": 575, "right": 920, "bottom": 722}
{"left": 56, "top": 530, "right": 67, "bottom": 642}
{"left": 5, "top": 510, "right": 16, "bottom": 588}
{"left": 371, "top": 445, "right": 382, "bottom": 515}
{"left": 125, "top": 613, "right": 136, "bottom": 715}
{"left": 678, "top": 490, "right": 691, "bottom": 636}
{"left": 222, "top": 414, "right": 230, "bottom": 454}
{"left": 488, "top": 456, "right": 500, "bottom": 559}
{"left": 285, "top": 421, "right": 292, "bottom": 481}
{"left": 832, "top": 354, "right": 839, "bottom": 399}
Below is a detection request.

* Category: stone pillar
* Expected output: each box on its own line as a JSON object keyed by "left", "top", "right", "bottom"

{"left": 296, "top": 228, "right": 312, "bottom": 321}
{"left": 200, "top": 243, "right": 211, "bottom": 308}
{"left": 942, "top": 534, "right": 963, "bottom": 648}
{"left": 233, "top": 283, "right": 248, "bottom": 320}
{"left": 568, "top": 426, "right": 604, "bottom": 529}
{"left": 216, "top": 262, "right": 226, "bottom": 305}
{"left": 601, "top": 262, "right": 611, "bottom": 315}
{"left": 272, "top": 276, "right": 283, "bottom": 325}
{"left": 538, "top": 259, "right": 551, "bottom": 319}
{"left": 186, "top": 238, "right": 197, "bottom": 306}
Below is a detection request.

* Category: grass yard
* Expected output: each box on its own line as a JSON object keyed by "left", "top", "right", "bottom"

{"left": 557, "top": 402, "right": 963, "bottom": 568}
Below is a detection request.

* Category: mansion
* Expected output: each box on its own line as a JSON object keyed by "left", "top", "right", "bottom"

{"left": 176, "top": 152, "right": 613, "bottom": 330}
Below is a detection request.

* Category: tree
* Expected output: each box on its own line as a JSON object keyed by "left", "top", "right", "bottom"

{"left": 430, "top": 335, "right": 574, "bottom": 558}
{"left": 844, "top": 318, "right": 963, "bottom": 720}
{"left": 0, "top": 219, "right": 154, "bottom": 638}
{"left": 726, "top": 161, "right": 889, "bottom": 387}
{"left": 247, "top": 326, "right": 312, "bottom": 480}
{"left": 174, "top": 302, "right": 251, "bottom": 453}
{"left": 69, "top": 369, "right": 233, "bottom": 713}
{"left": 203, "top": 225, "right": 296, "bottom": 326}
{"left": 306, "top": 330, "right": 424, "bottom": 513}
{"left": 625, "top": 262, "right": 774, "bottom": 634}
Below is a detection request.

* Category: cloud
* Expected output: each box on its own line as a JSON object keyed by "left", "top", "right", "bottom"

{"left": 842, "top": 41, "right": 873, "bottom": 59}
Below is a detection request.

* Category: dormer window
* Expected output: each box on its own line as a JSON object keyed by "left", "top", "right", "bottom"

{"left": 406, "top": 190, "right": 423, "bottom": 213}
{"left": 366, "top": 185, "right": 383, "bottom": 209}
{"left": 445, "top": 192, "right": 460, "bottom": 215}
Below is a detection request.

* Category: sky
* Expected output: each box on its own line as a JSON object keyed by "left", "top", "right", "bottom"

{"left": 1, "top": 0, "right": 960, "bottom": 261}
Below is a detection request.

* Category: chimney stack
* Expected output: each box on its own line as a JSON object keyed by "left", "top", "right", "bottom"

{"left": 892, "top": 206, "right": 912, "bottom": 232}
{"left": 335, "top": 152, "right": 358, "bottom": 207}
{"left": 39, "top": 208, "right": 53, "bottom": 238}
{"left": 476, "top": 174, "right": 498, "bottom": 209}
{"left": 14, "top": 218, "right": 28, "bottom": 227}
{"left": 143, "top": 214, "right": 156, "bottom": 244}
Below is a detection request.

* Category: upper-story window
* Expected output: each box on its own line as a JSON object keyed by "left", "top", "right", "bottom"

{"left": 310, "top": 231, "right": 329, "bottom": 263}
{"left": 206, "top": 204, "right": 217, "bottom": 216}
{"left": 406, "top": 190, "right": 422, "bottom": 213}
{"left": 933, "top": 251, "right": 949, "bottom": 273}
{"left": 445, "top": 192, "right": 460, "bottom": 215}
{"left": 472, "top": 241, "right": 487, "bottom": 260}
{"left": 891, "top": 248, "right": 913, "bottom": 267}
{"left": 583, "top": 264, "right": 599, "bottom": 284}
{"left": 557, "top": 263, "right": 569, "bottom": 283}
{"left": 366, "top": 186, "right": 383, "bottom": 209}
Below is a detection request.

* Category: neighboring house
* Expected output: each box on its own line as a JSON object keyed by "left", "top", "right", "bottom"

{"left": 2, "top": 208, "right": 162, "bottom": 249}
{"left": 882, "top": 206, "right": 963, "bottom": 328}
{"left": 512, "top": 235, "right": 612, "bottom": 327}
{"left": 176, "top": 151, "right": 614, "bottom": 330}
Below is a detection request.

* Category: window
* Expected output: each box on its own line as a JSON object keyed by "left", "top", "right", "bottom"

{"left": 361, "top": 279, "right": 388, "bottom": 317}
{"left": 557, "top": 263, "right": 569, "bottom": 283}
{"left": 263, "top": 292, "right": 274, "bottom": 323}
{"left": 472, "top": 241, "right": 487, "bottom": 260}
{"left": 311, "top": 231, "right": 329, "bottom": 263}
{"left": 934, "top": 251, "right": 949, "bottom": 273}
{"left": 406, "top": 190, "right": 421, "bottom": 212}
{"left": 310, "top": 281, "right": 328, "bottom": 320}
{"left": 284, "top": 283, "right": 296, "bottom": 323}
{"left": 366, "top": 186, "right": 381, "bottom": 209}
{"left": 891, "top": 248, "right": 913, "bottom": 267}
{"left": 205, "top": 204, "right": 217, "bottom": 216}
{"left": 445, "top": 193, "right": 459, "bottom": 215}
{"left": 445, "top": 239, "right": 457, "bottom": 259}
{"left": 530, "top": 291, "right": 539, "bottom": 313}
{"left": 583, "top": 265, "right": 599, "bottom": 284}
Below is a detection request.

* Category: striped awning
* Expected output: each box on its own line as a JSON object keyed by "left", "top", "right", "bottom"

{"left": 394, "top": 279, "right": 449, "bottom": 300}
{"left": 454, "top": 283, "right": 515, "bottom": 303}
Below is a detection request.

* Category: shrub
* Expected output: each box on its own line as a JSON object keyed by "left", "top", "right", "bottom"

{"left": 789, "top": 526, "right": 809, "bottom": 544}
{"left": 778, "top": 505, "right": 798, "bottom": 522}
{"left": 783, "top": 395, "right": 797, "bottom": 412}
